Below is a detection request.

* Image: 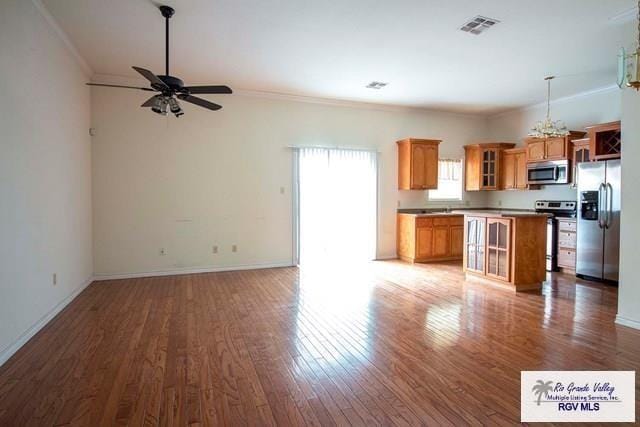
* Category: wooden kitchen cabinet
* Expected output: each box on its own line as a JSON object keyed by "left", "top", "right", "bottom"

{"left": 526, "top": 139, "right": 546, "bottom": 162}
{"left": 397, "top": 138, "right": 441, "bottom": 190}
{"left": 586, "top": 121, "right": 621, "bottom": 161}
{"left": 571, "top": 138, "right": 590, "bottom": 186}
{"left": 450, "top": 225, "right": 464, "bottom": 258}
{"left": 397, "top": 214, "right": 464, "bottom": 263}
{"left": 486, "top": 218, "right": 511, "bottom": 281}
{"left": 501, "top": 148, "right": 534, "bottom": 190}
{"left": 464, "top": 143, "right": 515, "bottom": 191}
{"left": 524, "top": 132, "right": 586, "bottom": 163}
{"left": 464, "top": 216, "right": 486, "bottom": 274}
{"left": 462, "top": 212, "right": 547, "bottom": 291}
{"left": 557, "top": 218, "right": 577, "bottom": 272}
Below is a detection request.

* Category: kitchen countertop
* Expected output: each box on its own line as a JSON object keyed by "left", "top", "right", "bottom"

{"left": 397, "top": 207, "right": 547, "bottom": 218}
{"left": 450, "top": 210, "right": 550, "bottom": 218}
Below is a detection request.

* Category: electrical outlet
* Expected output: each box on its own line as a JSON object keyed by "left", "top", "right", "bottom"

{"left": 280, "top": 187, "right": 285, "bottom": 195}
{"left": 232, "top": 244, "right": 237, "bottom": 253}
{"left": 212, "top": 245, "right": 218, "bottom": 254}
{"left": 159, "top": 248, "right": 166, "bottom": 256}
{"left": 498, "top": 200, "right": 503, "bottom": 207}
{"left": 465, "top": 200, "right": 470, "bottom": 206}
{"left": 53, "top": 273, "right": 57, "bottom": 286}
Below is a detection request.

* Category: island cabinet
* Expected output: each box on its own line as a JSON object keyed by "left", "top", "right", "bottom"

{"left": 463, "top": 143, "right": 515, "bottom": 191}
{"left": 397, "top": 138, "right": 441, "bottom": 190}
{"left": 524, "top": 132, "right": 586, "bottom": 163}
{"left": 397, "top": 214, "right": 464, "bottom": 263}
{"left": 461, "top": 212, "right": 547, "bottom": 291}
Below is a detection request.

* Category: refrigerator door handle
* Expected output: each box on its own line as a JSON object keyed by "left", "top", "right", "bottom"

{"left": 598, "top": 183, "right": 606, "bottom": 229}
{"left": 606, "top": 182, "right": 613, "bottom": 229}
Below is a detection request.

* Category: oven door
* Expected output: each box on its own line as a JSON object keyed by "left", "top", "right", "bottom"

{"left": 527, "top": 160, "right": 569, "bottom": 185}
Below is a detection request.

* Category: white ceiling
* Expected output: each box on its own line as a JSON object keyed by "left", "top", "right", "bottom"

{"left": 42, "top": 0, "right": 637, "bottom": 114}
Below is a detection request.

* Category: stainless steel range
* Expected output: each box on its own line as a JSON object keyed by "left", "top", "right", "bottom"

{"left": 534, "top": 200, "right": 577, "bottom": 272}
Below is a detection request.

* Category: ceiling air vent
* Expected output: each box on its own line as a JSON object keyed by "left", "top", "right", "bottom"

{"left": 365, "top": 81, "right": 388, "bottom": 89}
{"left": 460, "top": 16, "right": 500, "bottom": 35}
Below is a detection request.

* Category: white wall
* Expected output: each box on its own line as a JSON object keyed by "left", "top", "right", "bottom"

{"left": 616, "top": 89, "right": 640, "bottom": 329}
{"left": 486, "top": 88, "right": 621, "bottom": 208}
{"left": 0, "top": 0, "right": 93, "bottom": 364}
{"left": 91, "top": 87, "right": 488, "bottom": 276}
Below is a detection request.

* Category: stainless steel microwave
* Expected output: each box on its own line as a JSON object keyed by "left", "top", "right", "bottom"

{"left": 527, "top": 160, "right": 570, "bottom": 185}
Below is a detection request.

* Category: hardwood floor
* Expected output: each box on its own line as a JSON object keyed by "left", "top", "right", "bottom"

{"left": 0, "top": 261, "right": 638, "bottom": 426}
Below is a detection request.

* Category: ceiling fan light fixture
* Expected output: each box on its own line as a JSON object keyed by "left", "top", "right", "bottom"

{"left": 168, "top": 97, "right": 184, "bottom": 117}
{"left": 151, "top": 96, "right": 169, "bottom": 115}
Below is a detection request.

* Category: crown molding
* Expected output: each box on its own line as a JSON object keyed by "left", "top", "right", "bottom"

{"left": 608, "top": 6, "right": 639, "bottom": 23}
{"left": 488, "top": 84, "right": 620, "bottom": 120}
{"left": 31, "top": 0, "right": 93, "bottom": 77}
{"left": 89, "top": 73, "right": 486, "bottom": 119}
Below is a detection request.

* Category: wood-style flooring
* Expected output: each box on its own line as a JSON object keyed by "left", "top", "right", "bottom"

{"left": 0, "top": 260, "right": 638, "bottom": 426}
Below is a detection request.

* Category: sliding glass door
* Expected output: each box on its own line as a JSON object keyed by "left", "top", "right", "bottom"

{"left": 295, "top": 147, "right": 378, "bottom": 265}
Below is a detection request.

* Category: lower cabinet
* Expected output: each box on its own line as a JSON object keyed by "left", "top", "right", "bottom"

{"left": 397, "top": 214, "right": 464, "bottom": 263}
{"left": 464, "top": 216, "right": 511, "bottom": 282}
{"left": 557, "top": 218, "right": 577, "bottom": 271}
{"left": 486, "top": 218, "right": 511, "bottom": 281}
{"left": 450, "top": 225, "right": 464, "bottom": 258}
{"left": 464, "top": 216, "right": 486, "bottom": 274}
{"left": 462, "top": 214, "right": 547, "bottom": 291}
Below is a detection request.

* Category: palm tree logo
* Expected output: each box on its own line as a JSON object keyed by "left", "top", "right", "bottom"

{"left": 532, "top": 380, "right": 554, "bottom": 406}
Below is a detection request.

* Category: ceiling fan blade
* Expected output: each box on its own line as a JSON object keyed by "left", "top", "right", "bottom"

{"left": 178, "top": 94, "right": 222, "bottom": 111}
{"left": 141, "top": 95, "right": 159, "bottom": 107}
{"left": 182, "top": 85, "right": 233, "bottom": 95}
{"left": 86, "top": 83, "right": 155, "bottom": 91}
{"left": 132, "top": 66, "right": 169, "bottom": 90}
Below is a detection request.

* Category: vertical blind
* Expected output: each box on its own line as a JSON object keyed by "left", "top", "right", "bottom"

{"left": 297, "top": 147, "right": 377, "bottom": 264}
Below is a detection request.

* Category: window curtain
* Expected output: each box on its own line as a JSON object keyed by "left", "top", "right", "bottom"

{"left": 297, "top": 147, "right": 377, "bottom": 265}
{"left": 438, "top": 159, "right": 462, "bottom": 181}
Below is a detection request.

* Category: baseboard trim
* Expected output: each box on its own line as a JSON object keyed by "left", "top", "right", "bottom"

{"left": 615, "top": 315, "right": 640, "bottom": 330}
{"left": 93, "top": 262, "right": 296, "bottom": 281}
{"left": 375, "top": 255, "right": 398, "bottom": 261}
{"left": 0, "top": 275, "right": 94, "bottom": 367}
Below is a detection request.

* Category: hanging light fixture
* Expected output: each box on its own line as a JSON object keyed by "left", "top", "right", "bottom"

{"left": 618, "top": 0, "right": 640, "bottom": 90}
{"left": 528, "top": 76, "right": 569, "bottom": 138}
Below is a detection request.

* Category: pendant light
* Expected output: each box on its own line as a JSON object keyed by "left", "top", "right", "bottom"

{"left": 618, "top": 0, "right": 640, "bottom": 90}
{"left": 528, "top": 76, "right": 569, "bottom": 138}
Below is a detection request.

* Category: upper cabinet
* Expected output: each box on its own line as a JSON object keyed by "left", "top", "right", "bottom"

{"left": 586, "top": 121, "right": 621, "bottom": 161}
{"left": 397, "top": 138, "right": 441, "bottom": 190}
{"left": 524, "top": 132, "right": 586, "bottom": 163}
{"left": 571, "top": 138, "right": 590, "bottom": 187}
{"left": 501, "top": 148, "right": 532, "bottom": 190}
{"left": 464, "top": 143, "right": 515, "bottom": 191}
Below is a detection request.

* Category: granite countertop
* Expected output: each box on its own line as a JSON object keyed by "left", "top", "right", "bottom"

{"left": 397, "top": 207, "right": 549, "bottom": 218}
{"left": 450, "top": 209, "right": 550, "bottom": 218}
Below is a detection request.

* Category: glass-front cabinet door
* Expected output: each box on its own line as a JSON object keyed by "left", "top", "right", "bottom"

{"left": 486, "top": 218, "right": 511, "bottom": 281}
{"left": 465, "top": 216, "right": 486, "bottom": 273}
{"left": 481, "top": 149, "right": 498, "bottom": 190}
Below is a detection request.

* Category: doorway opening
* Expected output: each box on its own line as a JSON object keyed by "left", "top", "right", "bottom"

{"left": 294, "top": 147, "right": 378, "bottom": 266}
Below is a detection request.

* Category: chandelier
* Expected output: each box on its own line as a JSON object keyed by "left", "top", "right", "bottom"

{"left": 618, "top": 0, "right": 640, "bottom": 90}
{"left": 528, "top": 76, "right": 569, "bottom": 138}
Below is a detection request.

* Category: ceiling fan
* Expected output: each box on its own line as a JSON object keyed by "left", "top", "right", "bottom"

{"left": 87, "top": 5, "right": 232, "bottom": 117}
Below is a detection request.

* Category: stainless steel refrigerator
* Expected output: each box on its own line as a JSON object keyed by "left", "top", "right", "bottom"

{"left": 576, "top": 160, "right": 621, "bottom": 282}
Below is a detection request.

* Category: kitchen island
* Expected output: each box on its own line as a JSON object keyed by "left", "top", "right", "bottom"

{"left": 452, "top": 210, "right": 548, "bottom": 292}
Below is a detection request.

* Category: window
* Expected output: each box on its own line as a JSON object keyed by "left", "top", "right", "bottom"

{"left": 428, "top": 159, "right": 463, "bottom": 201}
